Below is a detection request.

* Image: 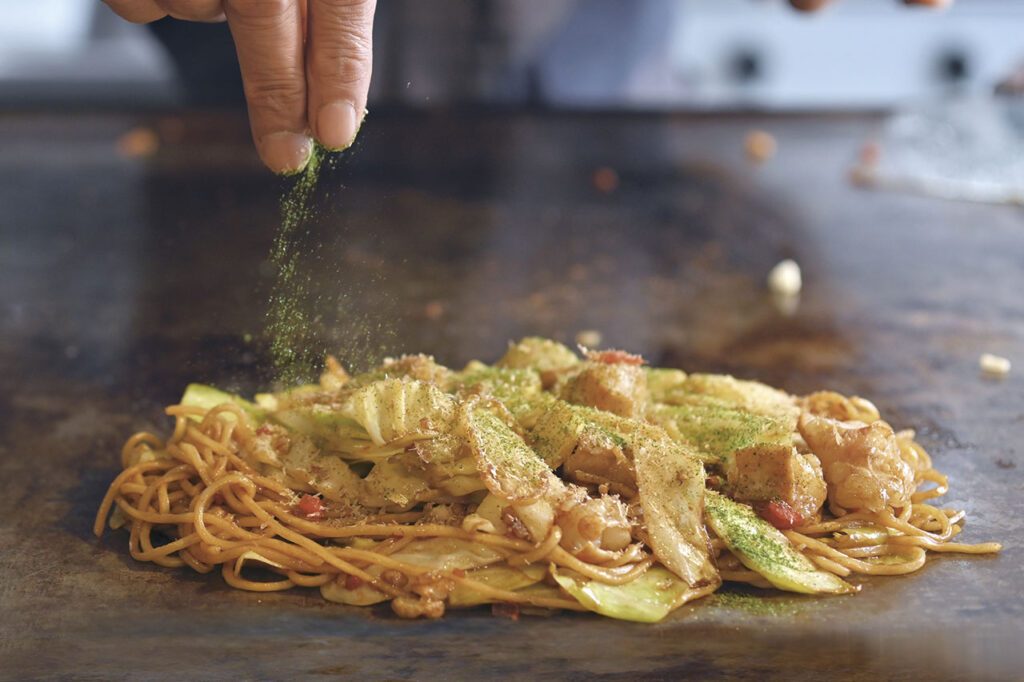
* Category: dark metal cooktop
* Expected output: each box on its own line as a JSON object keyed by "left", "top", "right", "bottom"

{"left": 1, "top": 111, "right": 1021, "bottom": 680}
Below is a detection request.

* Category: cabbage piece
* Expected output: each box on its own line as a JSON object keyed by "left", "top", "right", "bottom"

{"left": 275, "top": 434, "right": 363, "bottom": 502}
{"left": 647, "top": 403, "right": 794, "bottom": 465}
{"left": 529, "top": 400, "right": 589, "bottom": 469}
{"left": 644, "top": 367, "right": 688, "bottom": 402}
{"left": 497, "top": 337, "right": 579, "bottom": 372}
{"left": 667, "top": 374, "right": 799, "bottom": 422}
{"left": 450, "top": 362, "right": 552, "bottom": 426}
{"left": 180, "top": 384, "right": 267, "bottom": 425}
{"left": 272, "top": 404, "right": 370, "bottom": 453}
{"left": 321, "top": 537, "right": 507, "bottom": 607}
{"left": 704, "top": 490, "right": 855, "bottom": 595}
{"left": 375, "top": 354, "right": 453, "bottom": 386}
{"left": 234, "top": 551, "right": 287, "bottom": 574}
{"left": 555, "top": 405, "right": 717, "bottom": 587}
{"left": 359, "top": 454, "right": 435, "bottom": 509}
{"left": 341, "top": 378, "right": 457, "bottom": 447}
{"left": 388, "top": 537, "right": 505, "bottom": 571}
{"left": 450, "top": 362, "right": 542, "bottom": 403}
{"left": 447, "top": 564, "right": 548, "bottom": 607}
{"left": 632, "top": 426, "right": 719, "bottom": 588}
{"left": 462, "top": 406, "right": 551, "bottom": 502}
{"left": 552, "top": 565, "right": 707, "bottom": 623}
{"left": 253, "top": 383, "right": 321, "bottom": 412}
{"left": 410, "top": 436, "right": 487, "bottom": 498}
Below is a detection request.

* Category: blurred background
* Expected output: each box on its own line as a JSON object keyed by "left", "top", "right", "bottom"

{"left": 3, "top": 0, "right": 1023, "bottom": 111}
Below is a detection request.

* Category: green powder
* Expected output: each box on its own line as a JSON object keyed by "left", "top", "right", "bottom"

{"left": 265, "top": 143, "right": 395, "bottom": 385}
{"left": 266, "top": 145, "right": 325, "bottom": 385}
{"left": 713, "top": 588, "right": 804, "bottom": 618}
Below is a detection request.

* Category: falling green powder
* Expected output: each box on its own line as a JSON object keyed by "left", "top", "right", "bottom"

{"left": 266, "top": 145, "right": 325, "bottom": 384}
{"left": 265, "top": 143, "right": 395, "bottom": 385}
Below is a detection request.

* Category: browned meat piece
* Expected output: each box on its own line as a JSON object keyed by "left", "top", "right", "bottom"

{"left": 723, "top": 444, "right": 827, "bottom": 523}
{"left": 562, "top": 425, "right": 638, "bottom": 498}
{"left": 558, "top": 361, "right": 648, "bottom": 418}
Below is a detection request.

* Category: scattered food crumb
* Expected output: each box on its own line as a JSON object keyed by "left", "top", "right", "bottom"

{"left": 979, "top": 353, "right": 1011, "bottom": 377}
{"left": 575, "top": 329, "right": 603, "bottom": 348}
{"left": 995, "top": 458, "right": 1015, "bottom": 469}
{"left": 424, "top": 301, "right": 444, "bottom": 320}
{"left": 768, "top": 259, "right": 802, "bottom": 296}
{"left": 116, "top": 126, "right": 159, "bottom": 159}
{"left": 592, "top": 166, "right": 619, "bottom": 193}
{"left": 744, "top": 130, "right": 777, "bottom": 163}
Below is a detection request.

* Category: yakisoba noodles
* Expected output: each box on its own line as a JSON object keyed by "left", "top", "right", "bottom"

{"left": 95, "top": 338, "right": 1001, "bottom": 621}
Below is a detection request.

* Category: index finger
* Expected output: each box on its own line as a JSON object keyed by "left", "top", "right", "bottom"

{"left": 306, "top": 0, "right": 377, "bottom": 150}
{"left": 225, "top": 0, "right": 313, "bottom": 173}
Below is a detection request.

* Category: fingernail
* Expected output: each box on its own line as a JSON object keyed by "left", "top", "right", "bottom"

{"left": 258, "top": 131, "right": 313, "bottom": 175}
{"left": 316, "top": 101, "right": 359, "bottom": 151}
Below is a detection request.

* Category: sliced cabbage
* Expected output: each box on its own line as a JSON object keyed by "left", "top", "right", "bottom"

{"left": 341, "top": 378, "right": 457, "bottom": 447}
{"left": 275, "top": 434, "right": 363, "bottom": 502}
{"left": 321, "top": 537, "right": 506, "bottom": 607}
{"left": 462, "top": 406, "right": 551, "bottom": 502}
{"left": 253, "top": 383, "right": 321, "bottom": 412}
{"left": 705, "top": 490, "right": 855, "bottom": 595}
{"left": 632, "top": 426, "right": 719, "bottom": 588}
{"left": 180, "top": 384, "right": 267, "bottom": 425}
{"left": 529, "top": 400, "right": 589, "bottom": 469}
{"left": 669, "top": 374, "right": 799, "bottom": 422}
{"left": 647, "top": 403, "right": 794, "bottom": 465}
{"left": 643, "top": 367, "right": 688, "bottom": 402}
{"left": 447, "top": 564, "right": 548, "bottom": 607}
{"left": 388, "top": 537, "right": 505, "bottom": 571}
{"left": 234, "top": 551, "right": 287, "bottom": 574}
{"left": 450, "top": 362, "right": 543, "bottom": 403}
{"left": 272, "top": 404, "right": 370, "bottom": 453}
{"left": 552, "top": 565, "right": 706, "bottom": 623}
{"left": 497, "top": 337, "right": 579, "bottom": 372}
{"left": 360, "top": 455, "right": 435, "bottom": 509}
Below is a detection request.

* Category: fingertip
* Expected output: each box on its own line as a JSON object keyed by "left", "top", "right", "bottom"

{"left": 314, "top": 101, "right": 362, "bottom": 151}
{"left": 258, "top": 131, "right": 314, "bottom": 175}
{"left": 789, "top": 0, "right": 830, "bottom": 10}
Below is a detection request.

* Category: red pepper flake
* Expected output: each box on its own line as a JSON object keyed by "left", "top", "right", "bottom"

{"left": 297, "top": 494, "right": 324, "bottom": 520}
{"left": 345, "top": 574, "right": 364, "bottom": 590}
{"left": 255, "top": 425, "right": 274, "bottom": 436}
{"left": 451, "top": 568, "right": 466, "bottom": 579}
{"left": 758, "top": 500, "right": 802, "bottom": 530}
{"left": 586, "top": 349, "right": 645, "bottom": 365}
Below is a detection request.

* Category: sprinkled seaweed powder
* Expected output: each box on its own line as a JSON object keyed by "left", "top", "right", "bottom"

{"left": 265, "top": 143, "right": 395, "bottom": 384}
{"left": 713, "top": 589, "right": 804, "bottom": 618}
{"left": 266, "top": 144, "right": 325, "bottom": 384}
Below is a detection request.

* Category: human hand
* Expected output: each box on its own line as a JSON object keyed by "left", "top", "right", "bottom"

{"left": 102, "top": 0, "right": 376, "bottom": 174}
{"left": 789, "top": 0, "right": 951, "bottom": 10}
